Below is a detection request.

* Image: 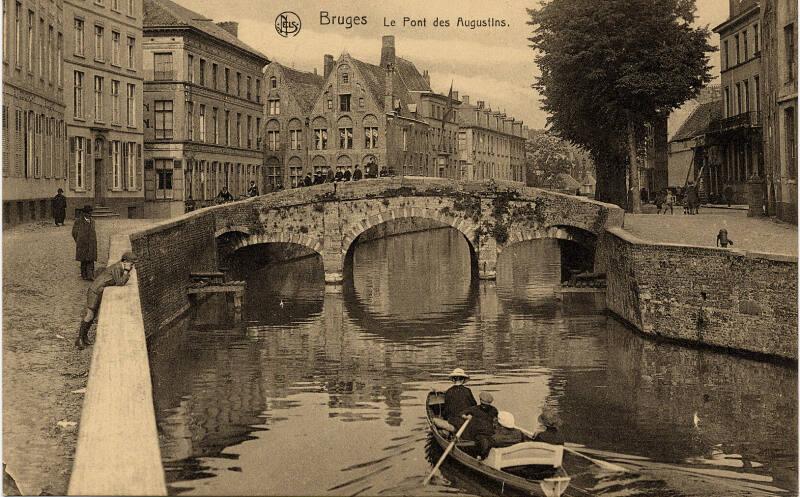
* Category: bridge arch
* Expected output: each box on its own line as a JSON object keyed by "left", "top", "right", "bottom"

{"left": 340, "top": 206, "right": 481, "bottom": 279}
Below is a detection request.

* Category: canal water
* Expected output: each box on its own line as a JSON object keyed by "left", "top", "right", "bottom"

{"left": 149, "top": 228, "right": 798, "bottom": 497}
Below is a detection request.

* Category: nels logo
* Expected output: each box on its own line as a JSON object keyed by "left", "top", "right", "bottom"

{"left": 275, "top": 11, "right": 301, "bottom": 38}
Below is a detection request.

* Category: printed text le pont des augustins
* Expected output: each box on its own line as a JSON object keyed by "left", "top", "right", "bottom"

{"left": 319, "top": 12, "right": 508, "bottom": 30}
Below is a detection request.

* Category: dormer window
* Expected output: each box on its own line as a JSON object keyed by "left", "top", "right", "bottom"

{"left": 270, "top": 76, "right": 277, "bottom": 89}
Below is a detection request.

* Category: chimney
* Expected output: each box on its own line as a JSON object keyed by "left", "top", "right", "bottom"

{"left": 462, "top": 95, "right": 470, "bottom": 105}
{"left": 324, "top": 54, "right": 334, "bottom": 79}
{"left": 477, "top": 100, "right": 485, "bottom": 109}
{"left": 384, "top": 64, "right": 395, "bottom": 112}
{"left": 216, "top": 21, "right": 239, "bottom": 38}
{"left": 423, "top": 69, "right": 430, "bottom": 86}
{"left": 314, "top": 67, "right": 318, "bottom": 76}
{"left": 380, "top": 35, "right": 396, "bottom": 68}
{"left": 451, "top": 90, "right": 459, "bottom": 102}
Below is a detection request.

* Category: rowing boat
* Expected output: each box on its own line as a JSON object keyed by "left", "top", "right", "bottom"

{"left": 425, "top": 391, "right": 572, "bottom": 497}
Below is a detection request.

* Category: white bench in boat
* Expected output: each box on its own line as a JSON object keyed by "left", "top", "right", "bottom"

{"left": 485, "top": 442, "right": 564, "bottom": 470}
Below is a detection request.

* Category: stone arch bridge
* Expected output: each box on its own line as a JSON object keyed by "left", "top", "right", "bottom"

{"left": 212, "top": 178, "right": 624, "bottom": 283}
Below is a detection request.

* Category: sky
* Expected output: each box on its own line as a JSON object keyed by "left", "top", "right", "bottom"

{"left": 174, "top": 0, "right": 730, "bottom": 130}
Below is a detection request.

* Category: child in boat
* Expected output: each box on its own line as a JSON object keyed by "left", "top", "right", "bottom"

{"left": 534, "top": 407, "right": 565, "bottom": 445}
{"left": 443, "top": 368, "right": 477, "bottom": 427}
{"left": 491, "top": 411, "right": 525, "bottom": 448}
{"left": 460, "top": 392, "right": 499, "bottom": 459}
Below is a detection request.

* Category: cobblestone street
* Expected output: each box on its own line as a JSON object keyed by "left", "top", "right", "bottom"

{"left": 623, "top": 207, "right": 798, "bottom": 256}
{"left": 3, "top": 218, "right": 153, "bottom": 495}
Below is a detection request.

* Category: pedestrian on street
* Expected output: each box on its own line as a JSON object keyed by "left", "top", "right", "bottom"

{"left": 664, "top": 190, "right": 675, "bottom": 215}
{"left": 247, "top": 180, "right": 259, "bottom": 197}
{"left": 655, "top": 190, "right": 665, "bottom": 214}
{"left": 75, "top": 250, "right": 138, "bottom": 349}
{"left": 687, "top": 181, "right": 699, "bottom": 215}
{"left": 51, "top": 188, "right": 67, "bottom": 226}
{"left": 72, "top": 205, "right": 97, "bottom": 280}
{"left": 724, "top": 185, "right": 734, "bottom": 207}
{"left": 716, "top": 229, "right": 734, "bottom": 248}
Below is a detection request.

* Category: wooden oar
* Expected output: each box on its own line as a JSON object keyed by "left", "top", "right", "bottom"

{"left": 423, "top": 415, "right": 472, "bottom": 485}
{"left": 517, "top": 427, "right": 628, "bottom": 473}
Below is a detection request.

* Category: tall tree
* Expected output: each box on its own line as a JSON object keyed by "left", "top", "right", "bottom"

{"left": 528, "top": 0, "right": 714, "bottom": 210}
{"left": 525, "top": 131, "right": 593, "bottom": 189}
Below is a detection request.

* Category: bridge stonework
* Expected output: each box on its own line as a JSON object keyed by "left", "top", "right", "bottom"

{"left": 215, "top": 178, "right": 624, "bottom": 283}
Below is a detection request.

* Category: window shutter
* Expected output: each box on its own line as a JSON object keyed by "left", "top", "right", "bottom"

{"left": 85, "top": 139, "right": 92, "bottom": 191}
{"left": 106, "top": 142, "right": 114, "bottom": 191}
{"left": 2, "top": 110, "right": 8, "bottom": 178}
{"left": 69, "top": 137, "right": 77, "bottom": 191}
{"left": 15, "top": 112, "right": 23, "bottom": 177}
{"left": 137, "top": 144, "right": 143, "bottom": 191}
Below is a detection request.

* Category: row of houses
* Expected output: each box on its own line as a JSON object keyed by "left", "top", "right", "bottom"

{"left": 261, "top": 35, "right": 527, "bottom": 195}
{"left": 3, "top": 0, "right": 528, "bottom": 224}
{"left": 668, "top": 0, "right": 797, "bottom": 223}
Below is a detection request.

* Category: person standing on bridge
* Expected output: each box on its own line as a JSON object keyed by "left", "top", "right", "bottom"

{"left": 247, "top": 180, "right": 259, "bottom": 197}
{"left": 74, "top": 251, "right": 138, "bottom": 349}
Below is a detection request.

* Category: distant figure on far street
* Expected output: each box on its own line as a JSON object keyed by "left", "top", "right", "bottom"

{"left": 352, "top": 164, "right": 363, "bottom": 181}
{"left": 724, "top": 185, "right": 734, "bottom": 207}
{"left": 655, "top": 190, "right": 665, "bottom": 214}
{"left": 247, "top": 180, "right": 259, "bottom": 197}
{"left": 716, "top": 229, "right": 734, "bottom": 248}
{"left": 51, "top": 188, "right": 67, "bottom": 226}
{"left": 216, "top": 186, "right": 234, "bottom": 203}
{"left": 72, "top": 205, "right": 97, "bottom": 280}
{"left": 686, "top": 181, "right": 699, "bottom": 215}
{"left": 74, "top": 251, "right": 138, "bottom": 349}
{"left": 663, "top": 190, "right": 675, "bottom": 215}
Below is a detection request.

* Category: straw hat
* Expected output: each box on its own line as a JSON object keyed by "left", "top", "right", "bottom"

{"left": 539, "top": 407, "right": 562, "bottom": 428}
{"left": 498, "top": 411, "right": 515, "bottom": 429}
{"left": 449, "top": 368, "right": 469, "bottom": 380}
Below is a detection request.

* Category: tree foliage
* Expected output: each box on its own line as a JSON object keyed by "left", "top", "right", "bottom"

{"left": 525, "top": 132, "right": 593, "bottom": 189}
{"left": 528, "top": 0, "right": 714, "bottom": 208}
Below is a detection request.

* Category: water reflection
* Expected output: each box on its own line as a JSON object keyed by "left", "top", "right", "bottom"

{"left": 149, "top": 229, "right": 797, "bottom": 496}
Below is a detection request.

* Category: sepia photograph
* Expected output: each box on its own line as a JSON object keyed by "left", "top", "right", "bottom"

{"left": 2, "top": 0, "right": 798, "bottom": 495}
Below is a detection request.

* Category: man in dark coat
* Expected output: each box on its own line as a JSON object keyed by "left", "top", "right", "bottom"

{"left": 247, "top": 180, "right": 259, "bottom": 197}
{"left": 216, "top": 186, "right": 234, "bottom": 203}
{"left": 533, "top": 407, "right": 565, "bottom": 445}
{"left": 303, "top": 173, "right": 313, "bottom": 187}
{"left": 334, "top": 169, "right": 344, "bottom": 182}
{"left": 72, "top": 205, "right": 97, "bottom": 280}
{"left": 51, "top": 188, "right": 67, "bottom": 226}
{"left": 686, "top": 181, "right": 700, "bottom": 215}
{"left": 75, "top": 250, "right": 137, "bottom": 349}
{"left": 443, "top": 368, "right": 477, "bottom": 427}
{"left": 353, "top": 164, "right": 363, "bottom": 181}
{"left": 343, "top": 167, "right": 352, "bottom": 181}
{"left": 326, "top": 168, "right": 335, "bottom": 183}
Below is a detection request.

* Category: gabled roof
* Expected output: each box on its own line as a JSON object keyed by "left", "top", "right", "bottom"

{"left": 278, "top": 65, "right": 324, "bottom": 113}
{"left": 143, "top": 0, "right": 269, "bottom": 63}
{"left": 395, "top": 57, "right": 430, "bottom": 92}
{"left": 670, "top": 99, "right": 723, "bottom": 142}
{"left": 350, "top": 58, "right": 387, "bottom": 110}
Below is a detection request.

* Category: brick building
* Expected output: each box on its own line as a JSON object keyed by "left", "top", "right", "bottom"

{"left": 709, "top": 0, "right": 764, "bottom": 204}
{"left": 263, "top": 36, "right": 448, "bottom": 188}
{"left": 142, "top": 0, "right": 268, "bottom": 217}
{"left": 63, "top": 0, "right": 145, "bottom": 218}
{"left": 761, "top": 0, "right": 797, "bottom": 222}
{"left": 456, "top": 96, "right": 526, "bottom": 182}
{"left": 263, "top": 36, "right": 521, "bottom": 187}
{"left": 2, "top": 0, "right": 67, "bottom": 226}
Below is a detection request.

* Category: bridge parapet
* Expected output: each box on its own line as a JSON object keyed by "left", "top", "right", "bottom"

{"left": 210, "top": 178, "right": 623, "bottom": 282}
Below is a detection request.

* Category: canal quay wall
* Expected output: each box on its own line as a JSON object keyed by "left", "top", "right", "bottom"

{"left": 600, "top": 227, "right": 798, "bottom": 361}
